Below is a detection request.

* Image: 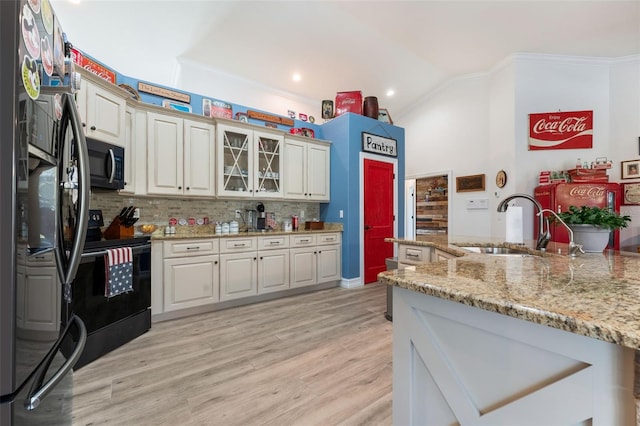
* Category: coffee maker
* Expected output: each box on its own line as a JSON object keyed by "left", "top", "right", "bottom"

{"left": 254, "top": 202, "right": 267, "bottom": 231}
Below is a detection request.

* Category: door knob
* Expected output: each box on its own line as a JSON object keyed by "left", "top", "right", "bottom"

{"left": 364, "top": 224, "right": 372, "bottom": 230}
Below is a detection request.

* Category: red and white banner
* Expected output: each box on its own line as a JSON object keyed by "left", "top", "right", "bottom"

{"left": 528, "top": 110, "right": 593, "bottom": 150}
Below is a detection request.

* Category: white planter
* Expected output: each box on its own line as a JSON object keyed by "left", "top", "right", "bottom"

{"left": 570, "top": 224, "right": 611, "bottom": 252}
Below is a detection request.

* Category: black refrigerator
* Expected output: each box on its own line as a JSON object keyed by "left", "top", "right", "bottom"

{"left": 1, "top": 1, "right": 90, "bottom": 424}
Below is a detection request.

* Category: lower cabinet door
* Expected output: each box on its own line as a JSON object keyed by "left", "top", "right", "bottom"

{"left": 220, "top": 252, "right": 258, "bottom": 301}
{"left": 164, "top": 255, "right": 219, "bottom": 311}
{"left": 289, "top": 247, "right": 316, "bottom": 288}
{"left": 316, "top": 244, "right": 341, "bottom": 283}
{"left": 258, "top": 249, "right": 289, "bottom": 294}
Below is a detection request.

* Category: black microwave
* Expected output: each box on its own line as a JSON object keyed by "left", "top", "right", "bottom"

{"left": 86, "top": 137, "right": 125, "bottom": 189}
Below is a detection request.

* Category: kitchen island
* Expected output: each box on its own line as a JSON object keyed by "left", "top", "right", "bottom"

{"left": 379, "top": 236, "right": 640, "bottom": 425}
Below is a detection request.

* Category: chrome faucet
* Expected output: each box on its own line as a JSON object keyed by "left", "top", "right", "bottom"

{"left": 537, "top": 209, "right": 584, "bottom": 257}
{"left": 497, "top": 193, "right": 550, "bottom": 250}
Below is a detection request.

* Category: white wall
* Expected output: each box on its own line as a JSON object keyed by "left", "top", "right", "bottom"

{"left": 402, "top": 74, "right": 493, "bottom": 237}
{"left": 397, "top": 53, "right": 640, "bottom": 243}
{"left": 176, "top": 59, "right": 321, "bottom": 122}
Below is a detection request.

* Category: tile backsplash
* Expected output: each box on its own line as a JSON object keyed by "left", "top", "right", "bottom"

{"left": 90, "top": 190, "right": 320, "bottom": 230}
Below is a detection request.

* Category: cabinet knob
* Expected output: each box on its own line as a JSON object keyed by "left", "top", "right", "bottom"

{"left": 178, "top": 186, "right": 182, "bottom": 190}
{"left": 90, "top": 125, "right": 96, "bottom": 131}
{"left": 214, "top": 261, "right": 218, "bottom": 265}
{"left": 186, "top": 187, "right": 190, "bottom": 190}
{"left": 81, "top": 122, "right": 86, "bottom": 128}
{"left": 260, "top": 256, "right": 263, "bottom": 260}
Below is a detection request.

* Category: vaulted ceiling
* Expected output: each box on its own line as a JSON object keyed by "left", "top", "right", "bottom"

{"left": 51, "top": 1, "right": 640, "bottom": 118}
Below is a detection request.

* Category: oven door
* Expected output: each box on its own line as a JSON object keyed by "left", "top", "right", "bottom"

{"left": 61, "top": 240, "right": 151, "bottom": 368}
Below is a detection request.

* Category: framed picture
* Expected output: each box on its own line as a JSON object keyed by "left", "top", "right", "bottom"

{"left": 235, "top": 112, "right": 249, "bottom": 123}
{"left": 456, "top": 174, "right": 485, "bottom": 193}
{"left": 622, "top": 183, "right": 640, "bottom": 205}
{"left": 378, "top": 108, "right": 393, "bottom": 124}
{"left": 621, "top": 159, "right": 640, "bottom": 179}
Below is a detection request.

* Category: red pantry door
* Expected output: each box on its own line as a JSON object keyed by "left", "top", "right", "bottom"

{"left": 363, "top": 158, "right": 395, "bottom": 284}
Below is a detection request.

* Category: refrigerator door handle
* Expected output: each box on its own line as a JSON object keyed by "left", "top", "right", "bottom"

{"left": 58, "top": 93, "right": 90, "bottom": 286}
{"left": 25, "top": 314, "right": 87, "bottom": 410}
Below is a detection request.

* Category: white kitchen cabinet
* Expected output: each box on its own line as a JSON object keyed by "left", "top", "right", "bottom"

{"left": 398, "top": 244, "right": 432, "bottom": 266}
{"left": 220, "top": 237, "right": 258, "bottom": 301}
{"left": 283, "top": 136, "right": 330, "bottom": 201}
{"left": 432, "top": 248, "right": 456, "bottom": 261}
{"left": 217, "top": 122, "right": 283, "bottom": 198}
{"left": 121, "top": 105, "right": 136, "bottom": 194}
{"left": 257, "top": 235, "right": 290, "bottom": 294}
{"left": 289, "top": 233, "right": 341, "bottom": 288}
{"left": 76, "top": 70, "right": 127, "bottom": 146}
{"left": 316, "top": 233, "right": 341, "bottom": 283}
{"left": 147, "top": 112, "right": 215, "bottom": 197}
{"left": 162, "top": 239, "right": 219, "bottom": 312}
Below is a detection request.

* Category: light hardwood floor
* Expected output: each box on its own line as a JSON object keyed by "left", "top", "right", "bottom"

{"left": 67, "top": 283, "right": 393, "bottom": 426}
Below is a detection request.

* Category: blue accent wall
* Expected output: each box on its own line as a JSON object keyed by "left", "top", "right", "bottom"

{"left": 318, "top": 113, "right": 405, "bottom": 281}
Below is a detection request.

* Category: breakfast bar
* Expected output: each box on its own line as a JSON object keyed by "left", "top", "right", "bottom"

{"left": 379, "top": 237, "right": 640, "bottom": 425}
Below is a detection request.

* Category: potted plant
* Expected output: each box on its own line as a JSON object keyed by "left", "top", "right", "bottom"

{"left": 552, "top": 205, "right": 631, "bottom": 252}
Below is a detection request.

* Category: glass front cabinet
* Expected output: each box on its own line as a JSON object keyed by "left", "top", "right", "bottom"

{"left": 216, "top": 122, "right": 284, "bottom": 198}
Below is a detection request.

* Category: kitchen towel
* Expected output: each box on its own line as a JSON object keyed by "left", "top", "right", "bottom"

{"left": 505, "top": 205, "right": 524, "bottom": 244}
{"left": 104, "top": 247, "right": 133, "bottom": 298}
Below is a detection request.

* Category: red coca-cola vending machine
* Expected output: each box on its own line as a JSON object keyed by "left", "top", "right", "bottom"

{"left": 534, "top": 182, "right": 622, "bottom": 250}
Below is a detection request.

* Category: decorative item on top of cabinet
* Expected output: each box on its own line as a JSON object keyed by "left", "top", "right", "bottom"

{"left": 283, "top": 135, "right": 330, "bottom": 201}
{"left": 217, "top": 121, "right": 284, "bottom": 198}
{"left": 146, "top": 111, "right": 215, "bottom": 197}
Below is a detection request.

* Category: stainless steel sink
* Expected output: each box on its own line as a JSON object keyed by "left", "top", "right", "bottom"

{"left": 458, "top": 246, "right": 537, "bottom": 256}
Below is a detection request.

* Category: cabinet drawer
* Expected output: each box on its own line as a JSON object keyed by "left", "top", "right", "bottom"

{"left": 257, "top": 235, "right": 290, "bottom": 250}
{"left": 163, "top": 239, "right": 219, "bottom": 258}
{"left": 317, "top": 233, "right": 341, "bottom": 246}
{"left": 24, "top": 250, "right": 56, "bottom": 266}
{"left": 220, "top": 237, "right": 257, "bottom": 253}
{"left": 290, "top": 234, "right": 316, "bottom": 247}
{"left": 398, "top": 245, "right": 431, "bottom": 264}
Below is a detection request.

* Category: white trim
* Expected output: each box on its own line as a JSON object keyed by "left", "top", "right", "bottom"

{"left": 340, "top": 277, "right": 363, "bottom": 289}
{"left": 359, "top": 152, "right": 399, "bottom": 284}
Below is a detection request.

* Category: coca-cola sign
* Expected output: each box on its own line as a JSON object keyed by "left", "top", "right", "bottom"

{"left": 71, "top": 47, "right": 116, "bottom": 84}
{"left": 528, "top": 110, "right": 593, "bottom": 150}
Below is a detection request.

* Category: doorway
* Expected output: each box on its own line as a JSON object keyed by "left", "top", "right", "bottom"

{"left": 406, "top": 173, "right": 450, "bottom": 239}
{"left": 362, "top": 157, "right": 396, "bottom": 284}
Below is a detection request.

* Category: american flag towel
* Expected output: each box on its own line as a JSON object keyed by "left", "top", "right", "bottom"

{"left": 104, "top": 247, "right": 133, "bottom": 298}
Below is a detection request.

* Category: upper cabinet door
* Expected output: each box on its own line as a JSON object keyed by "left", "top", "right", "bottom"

{"left": 306, "top": 142, "right": 330, "bottom": 201}
{"left": 283, "top": 137, "right": 330, "bottom": 201}
{"left": 283, "top": 138, "right": 307, "bottom": 200}
{"left": 82, "top": 80, "right": 126, "bottom": 146}
{"left": 254, "top": 130, "right": 284, "bottom": 199}
{"left": 147, "top": 112, "right": 184, "bottom": 195}
{"left": 217, "top": 123, "right": 252, "bottom": 197}
{"left": 184, "top": 119, "right": 215, "bottom": 197}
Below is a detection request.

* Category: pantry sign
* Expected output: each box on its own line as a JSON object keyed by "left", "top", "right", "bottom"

{"left": 528, "top": 110, "right": 593, "bottom": 150}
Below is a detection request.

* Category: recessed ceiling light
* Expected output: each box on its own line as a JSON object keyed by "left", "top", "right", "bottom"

{"left": 292, "top": 73, "right": 302, "bottom": 82}
{"left": 67, "top": 0, "right": 82, "bottom": 4}
{"left": 386, "top": 89, "right": 395, "bottom": 97}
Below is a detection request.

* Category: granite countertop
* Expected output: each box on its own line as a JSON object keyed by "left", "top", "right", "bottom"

{"left": 380, "top": 236, "right": 640, "bottom": 350}
{"left": 150, "top": 222, "right": 343, "bottom": 240}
